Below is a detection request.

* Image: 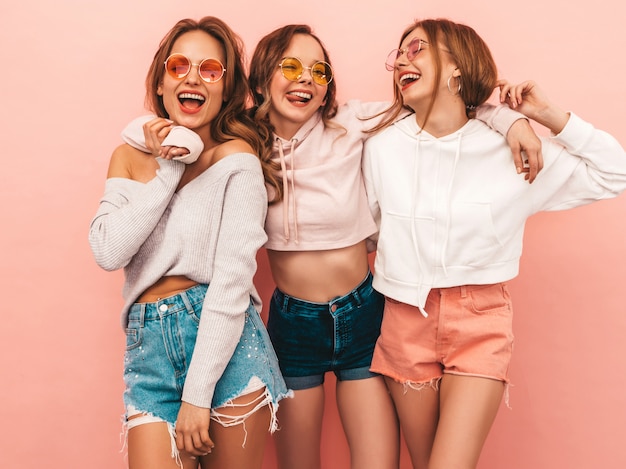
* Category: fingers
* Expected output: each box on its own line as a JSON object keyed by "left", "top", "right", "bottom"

{"left": 496, "top": 79, "right": 512, "bottom": 104}
{"left": 510, "top": 142, "right": 524, "bottom": 175}
{"left": 161, "top": 145, "right": 191, "bottom": 160}
{"left": 143, "top": 118, "right": 173, "bottom": 156}
{"left": 524, "top": 145, "right": 544, "bottom": 184}
{"left": 176, "top": 427, "right": 214, "bottom": 457}
{"left": 497, "top": 79, "right": 538, "bottom": 109}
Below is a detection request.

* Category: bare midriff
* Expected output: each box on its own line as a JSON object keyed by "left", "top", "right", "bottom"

{"left": 266, "top": 240, "right": 370, "bottom": 302}
{"left": 136, "top": 275, "right": 199, "bottom": 303}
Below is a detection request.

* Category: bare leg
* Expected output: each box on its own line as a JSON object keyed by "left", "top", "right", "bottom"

{"left": 127, "top": 420, "right": 198, "bottom": 469}
{"left": 429, "top": 375, "right": 505, "bottom": 469}
{"left": 273, "top": 385, "right": 325, "bottom": 469}
{"left": 385, "top": 377, "right": 439, "bottom": 469}
{"left": 336, "top": 376, "right": 400, "bottom": 469}
{"left": 201, "top": 387, "right": 272, "bottom": 469}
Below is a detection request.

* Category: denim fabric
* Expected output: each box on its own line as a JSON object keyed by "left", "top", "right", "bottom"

{"left": 123, "top": 284, "right": 289, "bottom": 426}
{"left": 267, "top": 272, "right": 384, "bottom": 390}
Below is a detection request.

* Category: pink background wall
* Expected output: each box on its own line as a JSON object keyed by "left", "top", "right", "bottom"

{"left": 1, "top": 0, "right": 625, "bottom": 467}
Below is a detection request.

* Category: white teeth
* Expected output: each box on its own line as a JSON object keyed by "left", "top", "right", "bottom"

{"left": 400, "top": 73, "right": 420, "bottom": 86}
{"left": 178, "top": 92, "right": 205, "bottom": 102}
{"left": 288, "top": 91, "right": 312, "bottom": 100}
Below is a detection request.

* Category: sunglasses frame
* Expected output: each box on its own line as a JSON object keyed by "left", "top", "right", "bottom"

{"left": 164, "top": 53, "right": 226, "bottom": 83}
{"left": 278, "top": 57, "right": 334, "bottom": 86}
{"left": 385, "top": 38, "right": 429, "bottom": 71}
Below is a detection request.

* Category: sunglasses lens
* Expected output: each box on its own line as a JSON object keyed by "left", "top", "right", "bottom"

{"left": 406, "top": 39, "right": 422, "bottom": 60}
{"left": 199, "top": 59, "right": 224, "bottom": 83}
{"left": 280, "top": 57, "right": 303, "bottom": 81}
{"left": 311, "top": 62, "right": 332, "bottom": 85}
{"left": 165, "top": 55, "right": 191, "bottom": 79}
{"left": 385, "top": 49, "right": 400, "bottom": 71}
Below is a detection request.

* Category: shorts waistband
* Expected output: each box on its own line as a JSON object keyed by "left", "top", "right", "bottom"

{"left": 432, "top": 283, "right": 507, "bottom": 299}
{"left": 274, "top": 271, "right": 374, "bottom": 312}
{"left": 129, "top": 284, "right": 208, "bottom": 323}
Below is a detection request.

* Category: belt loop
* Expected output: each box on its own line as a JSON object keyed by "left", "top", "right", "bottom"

{"left": 460, "top": 285, "right": 467, "bottom": 298}
{"left": 139, "top": 303, "right": 146, "bottom": 327}
{"left": 180, "top": 288, "right": 194, "bottom": 314}
{"left": 352, "top": 271, "right": 370, "bottom": 306}
{"left": 282, "top": 291, "right": 290, "bottom": 311}
{"left": 352, "top": 285, "right": 362, "bottom": 306}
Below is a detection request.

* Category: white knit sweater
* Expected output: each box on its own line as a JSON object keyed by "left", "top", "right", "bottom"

{"left": 89, "top": 153, "right": 268, "bottom": 408}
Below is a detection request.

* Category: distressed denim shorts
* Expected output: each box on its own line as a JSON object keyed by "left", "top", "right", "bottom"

{"left": 123, "top": 284, "right": 290, "bottom": 429}
{"left": 267, "top": 272, "right": 384, "bottom": 390}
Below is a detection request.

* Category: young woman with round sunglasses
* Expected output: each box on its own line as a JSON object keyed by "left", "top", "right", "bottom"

{"left": 89, "top": 17, "right": 289, "bottom": 469}
{"left": 246, "top": 24, "right": 544, "bottom": 469}
{"left": 362, "top": 18, "right": 626, "bottom": 469}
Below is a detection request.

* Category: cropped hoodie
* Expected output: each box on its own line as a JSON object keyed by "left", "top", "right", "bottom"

{"left": 362, "top": 114, "right": 626, "bottom": 316}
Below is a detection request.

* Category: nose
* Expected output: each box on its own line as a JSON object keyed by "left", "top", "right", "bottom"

{"left": 395, "top": 51, "right": 410, "bottom": 69}
{"left": 185, "top": 63, "right": 202, "bottom": 84}
{"left": 298, "top": 66, "right": 313, "bottom": 83}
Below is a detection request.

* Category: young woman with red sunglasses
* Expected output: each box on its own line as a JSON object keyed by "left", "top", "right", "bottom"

{"left": 89, "top": 17, "right": 289, "bottom": 469}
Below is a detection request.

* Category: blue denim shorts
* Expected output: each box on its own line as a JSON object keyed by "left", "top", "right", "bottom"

{"left": 267, "top": 272, "right": 384, "bottom": 390}
{"left": 123, "top": 284, "right": 290, "bottom": 427}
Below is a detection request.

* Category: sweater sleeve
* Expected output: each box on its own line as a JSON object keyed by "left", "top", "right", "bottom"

{"left": 181, "top": 165, "right": 268, "bottom": 408}
{"left": 88, "top": 159, "right": 185, "bottom": 271}
{"left": 476, "top": 103, "right": 525, "bottom": 137}
{"left": 121, "top": 115, "right": 204, "bottom": 164}
{"left": 535, "top": 113, "right": 626, "bottom": 211}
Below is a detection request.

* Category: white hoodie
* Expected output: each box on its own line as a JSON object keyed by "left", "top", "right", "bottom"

{"left": 362, "top": 113, "right": 626, "bottom": 316}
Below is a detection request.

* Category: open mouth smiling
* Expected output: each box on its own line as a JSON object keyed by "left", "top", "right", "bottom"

{"left": 399, "top": 72, "right": 421, "bottom": 88}
{"left": 287, "top": 90, "right": 312, "bottom": 103}
{"left": 178, "top": 92, "right": 206, "bottom": 110}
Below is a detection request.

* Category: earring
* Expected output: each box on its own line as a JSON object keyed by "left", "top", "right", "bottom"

{"left": 447, "top": 74, "right": 461, "bottom": 95}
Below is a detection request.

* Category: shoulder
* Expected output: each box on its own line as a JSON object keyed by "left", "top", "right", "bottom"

{"left": 212, "top": 139, "right": 256, "bottom": 162}
{"left": 107, "top": 143, "right": 159, "bottom": 181}
{"left": 209, "top": 140, "right": 262, "bottom": 174}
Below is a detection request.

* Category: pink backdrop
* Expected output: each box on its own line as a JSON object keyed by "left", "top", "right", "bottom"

{"left": 1, "top": 1, "right": 625, "bottom": 467}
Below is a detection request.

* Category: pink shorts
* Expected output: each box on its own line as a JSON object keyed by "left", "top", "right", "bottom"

{"left": 371, "top": 283, "right": 514, "bottom": 384}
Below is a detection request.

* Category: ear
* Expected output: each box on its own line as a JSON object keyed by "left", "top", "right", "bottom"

{"left": 452, "top": 67, "right": 461, "bottom": 78}
{"left": 157, "top": 83, "right": 164, "bottom": 96}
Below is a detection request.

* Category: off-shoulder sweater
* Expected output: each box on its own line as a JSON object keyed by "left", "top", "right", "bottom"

{"left": 89, "top": 153, "right": 268, "bottom": 408}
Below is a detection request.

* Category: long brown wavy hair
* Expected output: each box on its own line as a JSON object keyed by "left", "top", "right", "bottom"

{"left": 248, "top": 24, "right": 339, "bottom": 203}
{"left": 370, "top": 18, "right": 497, "bottom": 133}
{"left": 144, "top": 16, "right": 280, "bottom": 198}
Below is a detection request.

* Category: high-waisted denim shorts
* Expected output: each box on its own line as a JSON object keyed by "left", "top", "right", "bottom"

{"left": 123, "top": 284, "right": 290, "bottom": 428}
{"left": 267, "top": 272, "right": 384, "bottom": 390}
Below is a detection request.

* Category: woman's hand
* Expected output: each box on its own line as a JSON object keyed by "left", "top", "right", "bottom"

{"left": 175, "top": 401, "right": 214, "bottom": 457}
{"left": 498, "top": 79, "right": 570, "bottom": 136}
{"left": 505, "top": 118, "right": 543, "bottom": 183}
{"left": 142, "top": 117, "right": 191, "bottom": 160}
